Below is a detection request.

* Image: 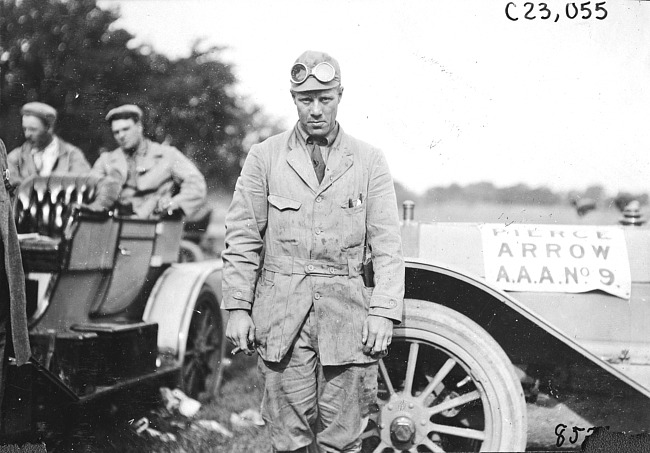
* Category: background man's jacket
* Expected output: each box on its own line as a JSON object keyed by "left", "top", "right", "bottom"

{"left": 7, "top": 137, "right": 90, "bottom": 187}
{"left": 91, "top": 139, "right": 206, "bottom": 218}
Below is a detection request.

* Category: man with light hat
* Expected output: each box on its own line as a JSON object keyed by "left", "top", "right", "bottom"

{"left": 7, "top": 102, "right": 90, "bottom": 188}
{"left": 222, "top": 51, "right": 405, "bottom": 452}
{"left": 90, "top": 104, "right": 206, "bottom": 218}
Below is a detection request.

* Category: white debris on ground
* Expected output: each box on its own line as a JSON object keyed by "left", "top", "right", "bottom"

{"left": 129, "top": 387, "right": 265, "bottom": 446}
{"left": 160, "top": 387, "right": 202, "bottom": 417}
{"left": 192, "top": 420, "right": 234, "bottom": 438}
{"left": 230, "top": 408, "right": 265, "bottom": 429}
{"left": 131, "top": 417, "right": 178, "bottom": 442}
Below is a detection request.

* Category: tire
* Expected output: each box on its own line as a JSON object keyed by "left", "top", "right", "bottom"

{"left": 179, "top": 239, "right": 204, "bottom": 263}
{"left": 362, "top": 299, "right": 527, "bottom": 452}
{"left": 181, "top": 285, "right": 226, "bottom": 400}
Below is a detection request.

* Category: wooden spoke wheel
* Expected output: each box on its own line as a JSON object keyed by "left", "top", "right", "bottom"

{"left": 362, "top": 300, "right": 527, "bottom": 452}
{"left": 181, "top": 285, "right": 226, "bottom": 400}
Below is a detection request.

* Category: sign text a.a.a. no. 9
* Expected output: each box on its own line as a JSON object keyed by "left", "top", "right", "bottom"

{"left": 479, "top": 224, "right": 631, "bottom": 299}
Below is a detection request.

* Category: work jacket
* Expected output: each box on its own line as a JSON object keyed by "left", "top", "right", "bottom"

{"left": 91, "top": 139, "right": 206, "bottom": 218}
{"left": 222, "top": 127, "right": 405, "bottom": 365}
{"left": 0, "top": 139, "right": 30, "bottom": 366}
{"left": 7, "top": 137, "right": 90, "bottom": 188}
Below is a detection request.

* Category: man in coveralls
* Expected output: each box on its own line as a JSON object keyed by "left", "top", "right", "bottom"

{"left": 222, "top": 50, "right": 405, "bottom": 452}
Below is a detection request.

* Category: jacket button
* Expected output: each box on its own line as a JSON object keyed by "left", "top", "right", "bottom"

{"left": 235, "top": 291, "right": 242, "bottom": 297}
{"left": 316, "top": 196, "right": 323, "bottom": 203}
{"left": 314, "top": 293, "right": 321, "bottom": 300}
{"left": 329, "top": 267, "right": 335, "bottom": 274}
{"left": 315, "top": 228, "right": 322, "bottom": 235}
{"left": 307, "top": 264, "right": 315, "bottom": 271}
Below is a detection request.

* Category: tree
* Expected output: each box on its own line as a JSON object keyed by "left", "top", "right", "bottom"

{"left": 584, "top": 184, "right": 605, "bottom": 202}
{"left": 0, "top": 0, "right": 152, "bottom": 161}
{"left": 0, "top": 0, "right": 276, "bottom": 190}
{"left": 127, "top": 42, "right": 281, "bottom": 190}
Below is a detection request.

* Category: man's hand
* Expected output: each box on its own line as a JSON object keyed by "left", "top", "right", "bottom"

{"left": 362, "top": 314, "right": 393, "bottom": 358}
{"left": 156, "top": 196, "right": 179, "bottom": 216}
{"left": 226, "top": 310, "right": 256, "bottom": 356}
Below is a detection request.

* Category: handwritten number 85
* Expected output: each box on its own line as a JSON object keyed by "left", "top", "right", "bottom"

{"left": 556, "top": 424, "right": 604, "bottom": 447}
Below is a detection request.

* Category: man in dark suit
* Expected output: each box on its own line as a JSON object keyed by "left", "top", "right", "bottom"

{"left": 0, "top": 138, "right": 30, "bottom": 416}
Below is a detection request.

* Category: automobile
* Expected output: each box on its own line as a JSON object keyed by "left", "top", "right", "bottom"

{"left": 361, "top": 200, "right": 650, "bottom": 452}
{"left": 0, "top": 174, "right": 226, "bottom": 443}
{"left": 4, "top": 176, "right": 649, "bottom": 452}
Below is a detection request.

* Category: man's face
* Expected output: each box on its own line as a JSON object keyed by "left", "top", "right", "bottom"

{"left": 111, "top": 118, "right": 143, "bottom": 151}
{"left": 292, "top": 87, "right": 343, "bottom": 137}
{"left": 22, "top": 115, "right": 52, "bottom": 149}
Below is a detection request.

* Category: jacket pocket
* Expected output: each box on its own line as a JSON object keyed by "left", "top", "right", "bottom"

{"left": 268, "top": 194, "right": 301, "bottom": 211}
{"left": 340, "top": 203, "right": 365, "bottom": 249}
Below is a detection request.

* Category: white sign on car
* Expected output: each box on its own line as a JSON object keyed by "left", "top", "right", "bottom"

{"left": 480, "top": 224, "right": 631, "bottom": 299}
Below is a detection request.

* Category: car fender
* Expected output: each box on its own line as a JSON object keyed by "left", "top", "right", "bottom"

{"left": 405, "top": 257, "right": 650, "bottom": 398}
{"left": 143, "top": 259, "right": 223, "bottom": 362}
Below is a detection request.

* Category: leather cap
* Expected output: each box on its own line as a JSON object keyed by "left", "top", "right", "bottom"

{"left": 290, "top": 50, "right": 341, "bottom": 92}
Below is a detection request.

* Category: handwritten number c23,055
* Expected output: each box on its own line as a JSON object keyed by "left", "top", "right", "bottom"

{"left": 505, "top": 2, "right": 608, "bottom": 21}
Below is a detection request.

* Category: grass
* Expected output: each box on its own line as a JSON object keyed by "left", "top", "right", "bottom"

{"left": 134, "top": 354, "right": 271, "bottom": 453}
{"left": 188, "top": 354, "right": 271, "bottom": 453}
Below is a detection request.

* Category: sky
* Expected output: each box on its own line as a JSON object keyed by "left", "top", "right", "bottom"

{"left": 97, "top": 0, "right": 650, "bottom": 196}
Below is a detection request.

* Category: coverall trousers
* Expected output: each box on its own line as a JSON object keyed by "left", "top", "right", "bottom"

{"left": 258, "top": 305, "right": 378, "bottom": 453}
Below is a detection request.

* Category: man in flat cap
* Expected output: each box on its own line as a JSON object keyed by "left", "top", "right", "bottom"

{"left": 222, "top": 51, "right": 404, "bottom": 452}
{"left": 7, "top": 102, "right": 90, "bottom": 188}
{"left": 90, "top": 104, "right": 206, "bottom": 218}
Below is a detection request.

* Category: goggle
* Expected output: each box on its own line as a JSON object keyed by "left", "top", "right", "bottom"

{"left": 290, "top": 62, "right": 336, "bottom": 85}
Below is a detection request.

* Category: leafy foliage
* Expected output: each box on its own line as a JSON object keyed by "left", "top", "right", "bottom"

{"left": 0, "top": 0, "right": 278, "bottom": 190}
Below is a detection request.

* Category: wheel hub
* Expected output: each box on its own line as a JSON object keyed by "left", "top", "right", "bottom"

{"left": 379, "top": 394, "right": 431, "bottom": 448}
{"left": 390, "top": 416, "right": 416, "bottom": 445}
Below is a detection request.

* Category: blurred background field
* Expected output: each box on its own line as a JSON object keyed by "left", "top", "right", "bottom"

{"left": 202, "top": 190, "right": 629, "bottom": 259}
{"left": 406, "top": 201, "right": 621, "bottom": 225}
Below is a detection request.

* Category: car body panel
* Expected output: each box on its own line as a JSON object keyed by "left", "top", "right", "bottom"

{"left": 401, "top": 221, "right": 650, "bottom": 397}
{"left": 143, "top": 259, "right": 223, "bottom": 362}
